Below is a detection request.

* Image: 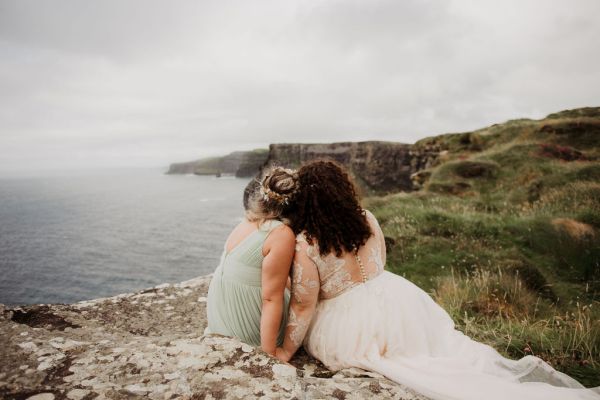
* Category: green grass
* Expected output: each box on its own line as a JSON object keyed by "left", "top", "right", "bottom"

{"left": 433, "top": 269, "right": 600, "bottom": 387}
{"left": 364, "top": 107, "right": 600, "bottom": 387}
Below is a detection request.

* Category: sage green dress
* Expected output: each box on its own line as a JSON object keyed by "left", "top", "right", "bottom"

{"left": 205, "top": 219, "right": 290, "bottom": 346}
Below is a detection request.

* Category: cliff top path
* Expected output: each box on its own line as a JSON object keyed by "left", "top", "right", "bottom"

{"left": 0, "top": 275, "right": 426, "bottom": 400}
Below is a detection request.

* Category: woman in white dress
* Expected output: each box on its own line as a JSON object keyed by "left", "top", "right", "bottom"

{"left": 274, "top": 160, "right": 600, "bottom": 400}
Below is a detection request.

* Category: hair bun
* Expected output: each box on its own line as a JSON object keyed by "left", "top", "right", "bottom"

{"left": 260, "top": 166, "right": 299, "bottom": 206}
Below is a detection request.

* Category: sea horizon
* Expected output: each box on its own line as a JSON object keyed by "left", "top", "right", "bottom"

{"left": 0, "top": 168, "right": 250, "bottom": 306}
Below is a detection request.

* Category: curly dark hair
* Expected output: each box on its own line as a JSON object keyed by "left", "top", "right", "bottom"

{"left": 285, "top": 159, "right": 372, "bottom": 256}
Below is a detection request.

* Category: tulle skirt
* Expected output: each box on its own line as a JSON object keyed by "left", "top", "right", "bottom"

{"left": 303, "top": 271, "right": 600, "bottom": 400}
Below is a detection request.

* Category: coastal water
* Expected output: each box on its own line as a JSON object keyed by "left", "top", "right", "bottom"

{"left": 0, "top": 169, "right": 249, "bottom": 306}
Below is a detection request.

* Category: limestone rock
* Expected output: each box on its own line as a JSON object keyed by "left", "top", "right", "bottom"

{"left": 1, "top": 276, "right": 427, "bottom": 399}
{"left": 264, "top": 141, "right": 440, "bottom": 193}
{"left": 168, "top": 141, "right": 442, "bottom": 193}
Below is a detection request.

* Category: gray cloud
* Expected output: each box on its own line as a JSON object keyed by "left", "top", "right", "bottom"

{"left": 1, "top": 0, "right": 599, "bottom": 173}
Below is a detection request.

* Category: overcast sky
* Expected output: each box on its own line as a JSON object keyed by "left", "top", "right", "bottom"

{"left": 1, "top": 0, "right": 599, "bottom": 173}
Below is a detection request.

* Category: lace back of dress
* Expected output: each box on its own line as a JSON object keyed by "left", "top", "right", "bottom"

{"left": 298, "top": 210, "right": 386, "bottom": 300}
{"left": 353, "top": 250, "right": 368, "bottom": 283}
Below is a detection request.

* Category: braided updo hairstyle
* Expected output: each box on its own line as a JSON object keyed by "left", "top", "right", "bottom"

{"left": 246, "top": 166, "right": 299, "bottom": 224}
{"left": 285, "top": 159, "right": 372, "bottom": 256}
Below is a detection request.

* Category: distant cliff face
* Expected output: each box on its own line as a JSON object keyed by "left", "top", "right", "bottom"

{"left": 166, "top": 149, "right": 268, "bottom": 177}
{"left": 167, "top": 106, "right": 599, "bottom": 193}
{"left": 165, "top": 161, "right": 197, "bottom": 174}
{"left": 264, "top": 141, "right": 441, "bottom": 193}
{"left": 167, "top": 142, "right": 442, "bottom": 193}
{"left": 235, "top": 150, "right": 270, "bottom": 177}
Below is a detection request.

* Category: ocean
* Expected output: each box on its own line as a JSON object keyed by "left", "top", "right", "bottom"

{"left": 0, "top": 168, "right": 249, "bottom": 306}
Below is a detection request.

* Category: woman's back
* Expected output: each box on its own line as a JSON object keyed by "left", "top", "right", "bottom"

{"left": 295, "top": 210, "right": 386, "bottom": 300}
{"left": 206, "top": 219, "right": 290, "bottom": 346}
{"left": 287, "top": 210, "right": 600, "bottom": 400}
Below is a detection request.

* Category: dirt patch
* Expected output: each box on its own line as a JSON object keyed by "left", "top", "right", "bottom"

{"left": 552, "top": 218, "right": 595, "bottom": 240}
{"left": 289, "top": 348, "right": 334, "bottom": 378}
{"left": 43, "top": 353, "right": 75, "bottom": 386}
{"left": 537, "top": 143, "right": 587, "bottom": 161}
{"left": 190, "top": 385, "right": 227, "bottom": 400}
{"left": 369, "top": 381, "right": 383, "bottom": 394}
{"left": 453, "top": 160, "right": 499, "bottom": 178}
{"left": 539, "top": 120, "right": 600, "bottom": 148}
{"left": 0, "top": 389, "right": 65, "bottom": 400}
{"left": 427, "top": 181, "right": 472, "bottom": 195}
{"left": 9, "top": 306, "right": 80, "bottom": 331}
{"left": 239, "top": 362, "right": 274, "bottom": 379}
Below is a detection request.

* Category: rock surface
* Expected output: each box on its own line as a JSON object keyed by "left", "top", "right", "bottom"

{"left": 0, "top": 275, "right": 427, "bottom": 400}
{"left": 264, "top": 141, "right": 442, "bottom": 193}
{"left": 167, "top": 141, "right": 442, "bottom": 193}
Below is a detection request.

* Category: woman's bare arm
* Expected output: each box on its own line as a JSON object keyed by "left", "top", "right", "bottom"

{"left": 260, "top": 224, "right": 295, "bottom": 355}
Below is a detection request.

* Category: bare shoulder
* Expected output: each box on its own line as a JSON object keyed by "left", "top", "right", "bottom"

{"left": 265, "top": 223, "right": 295, "bottom": 249}
{"left": 272, "top": 223, "right": 295, "bottom": 240}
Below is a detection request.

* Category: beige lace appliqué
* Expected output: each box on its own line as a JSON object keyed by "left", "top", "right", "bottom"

{"left": 288, "top": 309, "right": 310, "bottom": 346}
{"left": 368, "top": 241, "right": 385, "bottom": 276}
{"left": 291, "top": 258, "right": 319, "bottom": 304}
{"left": 305, "top": 245, "right": 353, "bottom": 297}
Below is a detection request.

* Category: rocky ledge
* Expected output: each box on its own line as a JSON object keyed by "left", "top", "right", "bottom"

{"left": 0, "top": 275, "right": 426, "bottom": 400}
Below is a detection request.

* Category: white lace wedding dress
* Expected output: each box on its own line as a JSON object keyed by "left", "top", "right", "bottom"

{"left": 280, "top": 210, "right": 600, "bottom": 400}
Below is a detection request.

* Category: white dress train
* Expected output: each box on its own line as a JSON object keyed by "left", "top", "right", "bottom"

{"left": 280, "top": 210, "right": 600, "bottom": 400}
{"left": 305, "top": 271, "right": 599, "bottom": 400}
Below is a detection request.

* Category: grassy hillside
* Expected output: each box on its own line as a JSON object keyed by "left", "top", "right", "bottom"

{"left": 365, "top": 107, "right": 600, "bottom": 386}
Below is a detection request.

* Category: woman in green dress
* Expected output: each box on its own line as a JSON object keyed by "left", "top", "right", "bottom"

{"left": 206, "top": 167, "right": 298, "bottom": 356}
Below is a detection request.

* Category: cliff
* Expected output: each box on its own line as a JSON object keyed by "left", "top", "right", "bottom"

{"left": 166, "top": 142, "right": 441, "bottom": 193}
{"left": 167, "top": 107, "right": 599, "bottom": 195}
{"left": 166, "top": 149, "right": 269, "bottom": 177}
{"left": 0, "top": 276, "right": 426, "bottom": 400}
{"left": 264, "top": 141, "right": 441, "bottom": 194}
